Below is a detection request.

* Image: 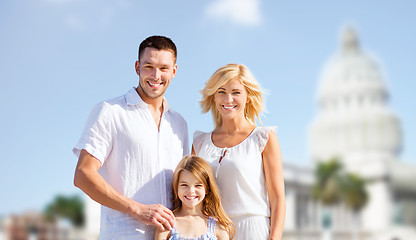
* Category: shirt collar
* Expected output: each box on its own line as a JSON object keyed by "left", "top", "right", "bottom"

{"left": 125, "top": 87, "right": 171, "bottom": 113}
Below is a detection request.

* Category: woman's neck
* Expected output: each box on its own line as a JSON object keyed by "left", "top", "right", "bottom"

{"left": 218, "top": 117, "right": 254, "bottom": 135}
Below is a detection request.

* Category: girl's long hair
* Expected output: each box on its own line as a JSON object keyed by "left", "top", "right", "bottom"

{"left": 171, "top": 155, "right": 235, "bottom": 239}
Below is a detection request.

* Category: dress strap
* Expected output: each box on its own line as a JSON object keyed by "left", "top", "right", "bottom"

{"left": 169, "top": 227, "right": 179, "bottom": 240}
{"left": 208, "top": 217, "right": 216, "bottom": 234}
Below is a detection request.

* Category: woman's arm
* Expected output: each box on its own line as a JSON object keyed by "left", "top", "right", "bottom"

{"left": 262, "top": 132, "right": 286, "bottom": 240}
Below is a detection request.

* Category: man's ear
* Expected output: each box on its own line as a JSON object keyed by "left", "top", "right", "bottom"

{"left": 135, "top": 61, "right": 140, "bottom": 75}
{"left": 172, "top": 63, "right": 177, "bottom": 78}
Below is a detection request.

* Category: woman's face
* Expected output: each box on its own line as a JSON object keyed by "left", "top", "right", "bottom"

{"left": 213, "top": 78, "right": 249, "bottom": 122}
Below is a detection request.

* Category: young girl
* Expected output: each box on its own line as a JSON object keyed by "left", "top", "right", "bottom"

{"left": 154, "top": 155, "right": 234, "bottom": 240}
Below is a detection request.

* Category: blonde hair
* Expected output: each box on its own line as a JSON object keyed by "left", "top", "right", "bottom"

{"left": 171, "top": 155, "right": 235, "bottom": 239}
{"left": 200, "top": 63, "right": 264, "bottom": 128}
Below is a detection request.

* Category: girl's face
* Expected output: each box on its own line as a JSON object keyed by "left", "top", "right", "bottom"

{"left": 213, "top": 78, "right": 249, "bottom": 121}
{"left": 177, "top": 170, "right": 206, "bottom": 210}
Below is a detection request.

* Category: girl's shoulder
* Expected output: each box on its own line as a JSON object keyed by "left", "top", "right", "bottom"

{"left": 214, "top": 222, "right": 229, "bottom": 240}
{"left": 154, "top": 227, "right": 171, "bottom": 240}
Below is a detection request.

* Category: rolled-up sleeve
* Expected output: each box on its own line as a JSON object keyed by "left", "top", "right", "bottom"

{"left": 73, "top": 102, "right": 113, "bottom": 165}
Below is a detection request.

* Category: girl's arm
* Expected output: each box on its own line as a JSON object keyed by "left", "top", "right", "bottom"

{"left": 154, "top": 227, "right": 170, "bottom": 240}
{"left": 215, "top": 225, "right": 230, "bottom": 240}
{"left": 262, "top": 131, "right": 286, "bottom": 240}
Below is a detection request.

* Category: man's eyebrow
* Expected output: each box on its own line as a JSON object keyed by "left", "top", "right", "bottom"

{"left": 142, "top": 61, "right": 171, "bottom": 67}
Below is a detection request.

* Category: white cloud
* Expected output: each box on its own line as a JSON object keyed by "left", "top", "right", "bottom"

{"left": 43, "top": 0, "right": 130, "bottom": 31}
{"left": 205, "top": 0, "right": 262, "bottom": 26}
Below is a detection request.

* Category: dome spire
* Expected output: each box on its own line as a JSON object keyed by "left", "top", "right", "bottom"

{"left": 341, "top": 26, "right": 360, "bottom": 54}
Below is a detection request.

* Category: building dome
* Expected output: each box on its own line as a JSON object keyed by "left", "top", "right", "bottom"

{"left": 318, "top": 27, "right": 388, "bottom": 111}
{"left": 309, "top": 27, "right": 401, "bottom": 165}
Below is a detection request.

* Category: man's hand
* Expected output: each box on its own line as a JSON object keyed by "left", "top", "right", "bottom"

{"left": 130, "top": 203, "right": 175, "bottom": 231}
{"left": 74, "top": 150, "right": 176, "bottom": 231}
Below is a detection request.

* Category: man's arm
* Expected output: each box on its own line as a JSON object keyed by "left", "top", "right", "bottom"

{"left": 74, "top": 149, "right": 175, "bottom": 231}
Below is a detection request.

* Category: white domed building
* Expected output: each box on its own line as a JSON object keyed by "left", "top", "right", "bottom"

{"left": 305, "top": 27, "right": 416, "bottom": 239}
{"left": 310, "top": 27, "right": 401, "bottom": 167}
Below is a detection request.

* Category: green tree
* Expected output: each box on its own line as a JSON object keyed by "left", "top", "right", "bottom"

{"left": 341, "top": 173, "right": 368, "bottom": 212}
{"left": 44, "top": 194, "right": 85, "bottom": 227}
{"left": 312, "top": 158, "right": 343, "bottom": 206}
{"left": 312, "top": 158, "right": 344, "bottom": 240}
{"left": 312, "top": 158, "right": 368, "bottom": 240}
{"left": 340, "top": 173, "right": 368, "bottom": 240}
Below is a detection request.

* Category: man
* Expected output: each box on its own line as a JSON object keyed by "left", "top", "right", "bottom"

{"left": 73, "top": 36, "right": 189, "bottom": 239}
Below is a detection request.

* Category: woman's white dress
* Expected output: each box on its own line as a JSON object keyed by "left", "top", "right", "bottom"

{"left": 192, "top": 126, "right": 277, "bottom": 240}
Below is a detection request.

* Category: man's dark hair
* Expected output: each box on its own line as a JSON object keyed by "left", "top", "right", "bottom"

{"left": 138, "top": 35, "right": 177, "bottom": 63}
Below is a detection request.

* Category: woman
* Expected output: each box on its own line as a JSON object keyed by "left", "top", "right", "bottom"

{"left": 192, "top": 64, "right": 285, "bottom": 240}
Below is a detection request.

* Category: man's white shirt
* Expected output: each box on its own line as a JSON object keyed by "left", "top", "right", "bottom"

{"left": 73, "top": 88, "right": 189, "bottom": 239}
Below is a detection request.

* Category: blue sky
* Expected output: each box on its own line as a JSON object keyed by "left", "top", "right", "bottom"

{"left": 0, "top": 0, "right": 415, "bottom": 216}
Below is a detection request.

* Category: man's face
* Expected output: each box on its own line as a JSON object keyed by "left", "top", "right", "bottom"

{"left": 135, "top": 47, "right": 177, "bottom": 102}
